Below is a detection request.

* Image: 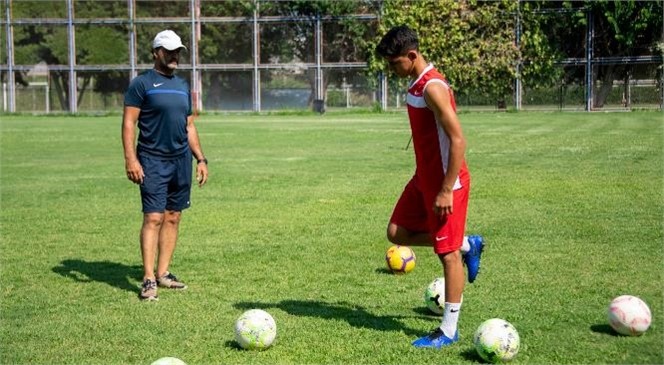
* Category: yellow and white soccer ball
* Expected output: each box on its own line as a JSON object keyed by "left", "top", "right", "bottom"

{"left": 385, "top": 245, "right": 415, "bottom": 274}
{"left": 473, "top": 318, "right": 520, "bottom": 363}
{"left": 607, "top": 295, "right": 651, "bottom": 336}
{"left": 234, "top": 309, "right": 277, "bottom": 350}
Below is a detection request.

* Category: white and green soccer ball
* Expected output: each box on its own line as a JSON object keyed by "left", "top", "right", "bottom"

{"left": 150, "top": 357, "right": 186, "bottom": 365}
{"left": 423, "top": 277, "right": 463, "bottom": 315}
{"left": 234, "top": 309, "right": 277, "bottom": 350}
{"left": 423, "top": 277, "right": 446, "bottom": 315}
{"left": 473, "top": 318, "right": 520, "bottom": 363}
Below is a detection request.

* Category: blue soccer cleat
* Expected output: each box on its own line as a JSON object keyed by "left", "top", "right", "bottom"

{"left": 464, "top": 235, "right": 484, "bottom": 283}
{"left": 412, "top": 328, "right": 459, "bottom": 348}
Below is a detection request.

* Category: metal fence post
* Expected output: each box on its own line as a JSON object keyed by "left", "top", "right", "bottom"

{"left": 252, "top": 0, "right": 260, "bottom": 112}
{"left": 5, "top": 0, "right": 15, "bottom": 112}
{"left": 585, "top": 9, "right": 593, "bottom": 112}
{"left": 515, "top": 0, "right": 522, "bottom": 111}
{"left": 67, "top": 0, "right": 77, "bottom": 113}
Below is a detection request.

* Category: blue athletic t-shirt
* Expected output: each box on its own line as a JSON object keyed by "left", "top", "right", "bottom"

{"left": 124, "top": 69, "right": 192, "bottom": 159}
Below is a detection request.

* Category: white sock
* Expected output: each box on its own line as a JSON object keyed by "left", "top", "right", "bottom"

{"left": 439, "top": 302, "right": 462, "bottom": 338}
{"left": 460, "top": 236, "right": 470, "bottom": 254}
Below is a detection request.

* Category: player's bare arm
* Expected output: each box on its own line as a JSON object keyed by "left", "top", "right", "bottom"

{"left": 122, "top": 106, "right": 144, "bottom": 184}
{"left": 424, "top": 82, "right": 466, "bottom": 216}
{"left": 186, "top": 116, "right": 208, "bottom": 187}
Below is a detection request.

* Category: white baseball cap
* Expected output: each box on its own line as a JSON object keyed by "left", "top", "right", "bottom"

{"left": 152, "top": 30, "right": 187, "bottom": 51}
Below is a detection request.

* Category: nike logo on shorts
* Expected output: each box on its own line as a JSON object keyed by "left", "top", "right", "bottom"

{"left": 153, "top": 83, "right": 164, "bottom": 87}
{"left": 435, "top": 235, "right": 448, "bottom": 242}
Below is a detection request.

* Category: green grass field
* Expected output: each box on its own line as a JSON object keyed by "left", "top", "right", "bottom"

{"left": 1, "top": 111, "right": 662, "bottom": 364}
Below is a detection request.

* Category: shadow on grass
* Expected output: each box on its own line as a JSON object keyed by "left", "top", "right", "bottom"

{"left": 590, "top": 323, "right": 620, "bottom": 336}
{"left": 412, "top": 306, "right": 440, "bottom": 316}
{"left": 52, "top": 259, "right": 143, "bottom": 293}
{"left": 234, "top": 299, "right": 427, "bottom": 336}
{"left": 223, "top": 340, "right": 243, "bottom": 350}
{"left": 460, "top": 347, "right": 486, "bottom": 362}
{"left": 374, "top": 267, "right": 394, "bottom": 275}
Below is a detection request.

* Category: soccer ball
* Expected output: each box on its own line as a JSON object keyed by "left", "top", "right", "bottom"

{"left": 385, "top": 245, "right": 415, "bottom": 274}
{"left": 234, "top": 309, "right": 277, "bottom": 350}
{"left": 150, "top": 357, "right": 186, "bottom": 365}
{"left": 607, "top": 295, "right": 651, "bottom": 336}
{"left": 424, "top": 277, "right": 446, "bottom": 315}
{"left": 473, "top": 318, "right": 520, "bottom": 363}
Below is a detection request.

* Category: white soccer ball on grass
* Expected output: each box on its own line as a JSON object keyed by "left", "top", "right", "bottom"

{"left": 423, "top": 277, "right": 446, "bottom": 315}
{"left": 473, "top": 318, "right": 520, "bottom": 363}
{"left": 150, "top": 357, "right": 186, "bottom": 365}
{"left": 234, "top": 309, "right": 277, "bottom": 350}
{"left": 607, "top": 295, "right": 651, "bottom": 336}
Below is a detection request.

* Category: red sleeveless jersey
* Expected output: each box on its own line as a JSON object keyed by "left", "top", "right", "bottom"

{"left": 406, "top": 64, "right": 468, "bottom": 191}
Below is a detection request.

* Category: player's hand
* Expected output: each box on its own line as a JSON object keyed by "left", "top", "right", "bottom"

{"left": 196, "top": 162, "right": 208, "bottom": 187}
{"left": 433, "top": 190, "right": 453, "bottom": 217}
{"left": 125, "top": 159, "right": 144, "bottom": 184}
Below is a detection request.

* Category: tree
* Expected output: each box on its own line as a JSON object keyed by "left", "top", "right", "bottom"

{"left": 258, "top": 0, "right": 380, "bottom": 106}
{"left": 11, "top": 0, "right": 128, "bottom": 111}
{"left": 370, "top": 0, "right": 662, "bottom": 109}
{"left": 519, "top": 1, "right": 663, "bottom": 108}
{"left": 518, "top": 2, "right": 574, "bottom": 92}
{"left": 368, "top": 0, "right": 520, "bottom": 103}
{"left": 583, "top": 1, "right": 663, "bottom": 107}
{"left": 195, "top": 1, "right": 255, "bottom": 109}
{"left": 9, "top": 0, "right": 198, "bottom": 111}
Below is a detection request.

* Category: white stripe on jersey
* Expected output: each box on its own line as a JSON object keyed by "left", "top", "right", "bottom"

{"left": 436, "top": 122, "right": 463, "bottom": 190}
{"left": 406, "top": 92, "right": 427, "bottom": 108}
{"left": 406, "top": 79, "right": 450, "bottom": 109}
{"left": 406, "top": 72, "right": 462, "bottom": 190}
{"left": 408, "top": 64, "right": 435, "bottom": 90}
{"left": 424, "top": 79, "right": 450, "bottom": 93}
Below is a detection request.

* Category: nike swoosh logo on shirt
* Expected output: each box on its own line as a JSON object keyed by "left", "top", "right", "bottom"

{"left": 153, "top": 83, "right": 164, "bottom": 87}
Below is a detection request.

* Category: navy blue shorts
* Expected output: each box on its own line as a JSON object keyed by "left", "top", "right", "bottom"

{"left": 138, "top": 151, "right": 192, "bottom": 213}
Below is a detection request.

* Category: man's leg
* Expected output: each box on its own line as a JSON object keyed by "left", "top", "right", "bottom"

{"left": 387, "top": 222, "right": 431, "bottom": 246}
{"left": 412, "top": 182, "right": 468, "bottom": 348}
{"left": 156, "top": 209, "right": 181, "bottom": 278}
{"left": 438, "top": 250, "right": 465, "bottom": 335}
{"left": 156, "top": 152, "right": 192, "bottom": 290}
{"left": 387, "top": 177, "right": 432, "bottom": 246}
{"left": 412, "top": 250, "right": 465, "bottom": 348}
{"left": 440, "top": 250, "right": 464, "bottom": 303}
{"left": 139, "top": 212, "right": 164, "bottom": 301}
{"left": 141, "top": 212, "right": 164, "bottom": 280}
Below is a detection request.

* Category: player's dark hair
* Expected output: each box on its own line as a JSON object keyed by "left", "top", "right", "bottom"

{"left": 375, "top": 25, "right": 419, "bottom": 58}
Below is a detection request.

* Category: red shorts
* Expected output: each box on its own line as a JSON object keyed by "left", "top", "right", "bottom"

{"left": 389, "top": 173, "right": 470, "bottom": 254}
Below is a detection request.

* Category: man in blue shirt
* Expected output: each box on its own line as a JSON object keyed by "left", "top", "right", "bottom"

{"left": 122, "top": 30, "right": 208, "bottom": 301}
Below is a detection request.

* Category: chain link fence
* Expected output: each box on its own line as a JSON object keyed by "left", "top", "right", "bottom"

{"left": 2, "top": 0, "right": 661, "bottom": 113}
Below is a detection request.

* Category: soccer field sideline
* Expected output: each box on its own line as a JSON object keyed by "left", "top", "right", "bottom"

{"left": 0, "top": 111, "right": 662, "bottom": 364}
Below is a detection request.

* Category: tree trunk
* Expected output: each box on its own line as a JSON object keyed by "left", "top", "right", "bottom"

{"left": 52, "top": 72, "right": 68, "bottom": 111}
{"left": 622, "top": 69, "right": 631, "bottom": 108}
{"left": 593, "top": 65, "right": 616, "bottom": 109}
{"left": 205, "top": 73, "right": 223, "bottom": 109}
{"left": 77, "top": 75, "right": 91, "bottom": 108}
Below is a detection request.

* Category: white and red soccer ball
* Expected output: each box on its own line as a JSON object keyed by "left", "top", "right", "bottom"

{"left": 607, "top": 295, "right": 651, "bottom": 336}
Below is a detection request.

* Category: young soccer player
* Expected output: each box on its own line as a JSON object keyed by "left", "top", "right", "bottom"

{"left": 376, "top": 25, "right": 484, "bottom": 348}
